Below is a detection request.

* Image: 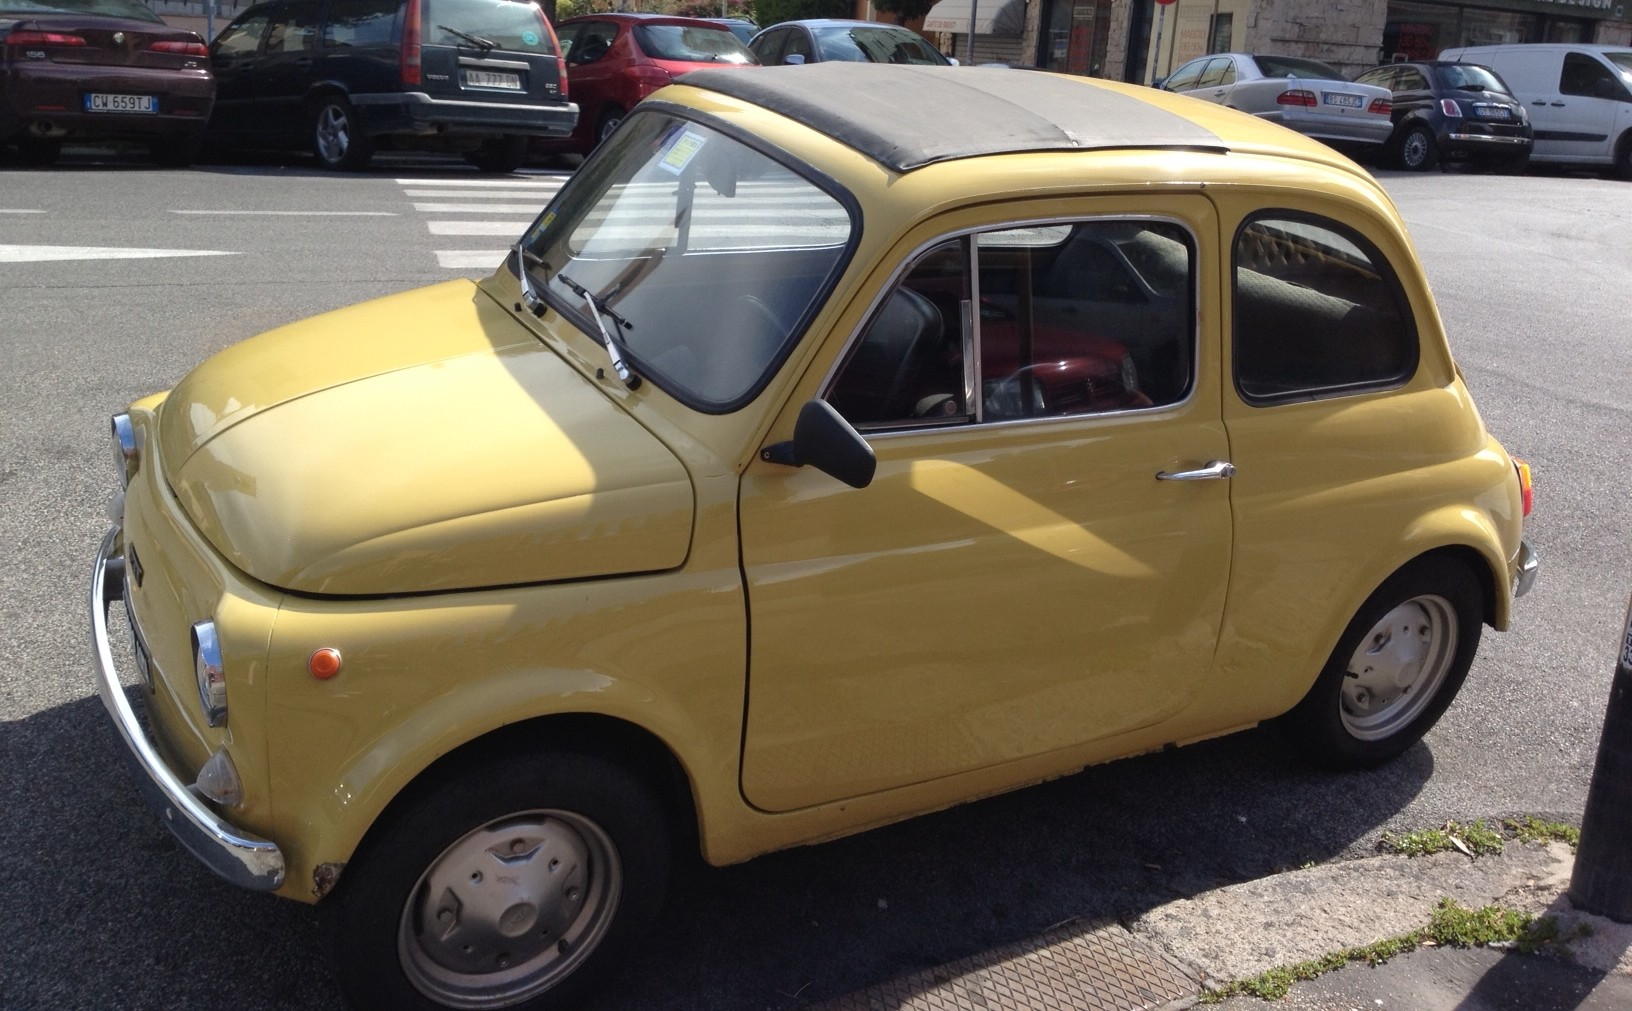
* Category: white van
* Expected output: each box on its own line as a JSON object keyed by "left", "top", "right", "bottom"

{"left": 1439, "top": 43, "right": 1632, "bottom": 176}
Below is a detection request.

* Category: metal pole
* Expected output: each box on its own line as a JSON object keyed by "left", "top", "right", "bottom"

{"left": 1149, "top": 3, "right": 1167, "bottom": 85}
{"left": 1569, "top": 595, "right": 1632, "bottom": 923}
{"left": 966, "top": 1, "right": 978, "bottom": 66}
{"left": 205, "top": 0, "right": 215, "bottom": 41}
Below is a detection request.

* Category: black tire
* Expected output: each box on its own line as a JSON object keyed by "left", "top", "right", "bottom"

{"left": 465, "top": 135, "right": 527, "bottom": 174}
{"left": 594, "top": 108, "right": 625, "bottom": 148}
{"left": 1614, "top": 134, "right": 1632, "bottom": 182}
{"left": 1279, "top": 556, "right": 1482, "bottom": 770}
{"left": 1489, "top": 151, "right": 1530, "bottom": 175}
{"left": 149, "top": 134, "right": 202, "bottom": 168}
{"left": 15, "top": 135, "right": 62, "bottom": 167}
{"left": 330, "top": 750, "right": 671, "bottom": 1011}
{"left": 1394, "top": 123, "right": 1439, "bottom": 172}
{"left": 312, "top": 96, "right": 374, "bottom": 171}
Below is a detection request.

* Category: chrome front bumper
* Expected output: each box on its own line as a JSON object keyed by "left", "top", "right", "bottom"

{"left": 90, "top": 526, "right": 285, "bottom": 892}
{"left": 1514, "top": 537, "right": 1539, "bottom": 599}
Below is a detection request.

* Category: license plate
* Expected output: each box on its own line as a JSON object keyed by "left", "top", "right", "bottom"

{"left": 1474, "top": 105, "right": 1512, "bottom": 119}
{"left": 1322, "top": 92, "right": 1364, "bottom": 109}
{"left": 85, "top": 93, "right": 157, "bottom": 114}
{"left": 124, "top": 599, "right": 154, "bottom": 692}
{"left": 465, "top": 70, "right": 521, "bottom": 90}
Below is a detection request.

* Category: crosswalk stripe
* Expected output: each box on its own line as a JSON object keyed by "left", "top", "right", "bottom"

{"left": 427, "top": 221, "right": 534, "bottom": 236}
{"left": 395, "top": 177, "right": 563, "bottom": 187}
{"left": 404, "top": 188, "right": 562, "bottom": 198}
{"left": 413, "top": 202, "right": 546, "bottom": 214}
{"left": 436, "top": 251, "right": 506, "bottom": 269}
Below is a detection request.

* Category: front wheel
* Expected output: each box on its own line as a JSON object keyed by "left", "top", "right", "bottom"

{"left": 312, "top": 96, "right": 374, "bottom": 171}
{"left": 594, "top": 108, "right": 625, "bottom": 148}
{"left": 330, "top": 751, "right": 671, "bottom": 1011}
{"left": 1279, "top": 556, "right": 1483, "bottom": 769}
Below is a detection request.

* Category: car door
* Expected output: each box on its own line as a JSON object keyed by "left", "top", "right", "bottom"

{"left": 737, "top": 197, "right": 1232, "bottom": 813}
{"left": 1538, "top": 51, "right": 1628, "bottom": 162}
{"left": 252, "top": 2, "right": 323, "bottom": 139}
{"left": 207, "top": 6, "right": 275, "bottom": 136}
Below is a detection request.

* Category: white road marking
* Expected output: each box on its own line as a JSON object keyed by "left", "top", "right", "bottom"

{"left": 436, "top": 251, "right": 506, "bottom": 269}
{"left": 0, "top": 209, "right": 44, "bottom": 214}
{"left": 395, "top": 177, "right": 562, "bottom": 186}
{"left": 171, "top": 210, "right": 396, "bottom": 216}
{"left": 404, "top": 188, "right": 561, "bottom": 198}
{"left": 413, "top": 202, "right": 545, "bottom": 214}
{"left": 426, "top": 221, "right": 534, "bottom": 236}
{"left": 0, "top": 245, "right": 237, "bottom": 262}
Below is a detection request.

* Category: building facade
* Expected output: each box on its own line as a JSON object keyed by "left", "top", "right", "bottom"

{"left": 922, "top": 0, "right": 1632, "bottom": 81}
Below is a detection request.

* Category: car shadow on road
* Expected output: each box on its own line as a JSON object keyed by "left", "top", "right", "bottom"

{"left": 6, "top": 692, "right": 1435, "bottom": 1010}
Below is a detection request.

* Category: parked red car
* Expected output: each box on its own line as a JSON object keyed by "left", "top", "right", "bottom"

{"left": 543, "top": 12, "right": 754, "bottom": 154}
{"left": 1, "top": 0, "right": 214, "bottom": 166}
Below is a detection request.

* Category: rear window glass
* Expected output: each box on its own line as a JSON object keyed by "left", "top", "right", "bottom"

{"left": 1253, "top": 55, "right": 1342, "bottom": 79}
{"left": 815, "top": 25, "right": 947, "bottom": 65}
{"left": 0, "top": 0, "right": 162, "bottom": 21}
{"left": 1435, "top": 63, "right": 1510, "bottom": 95}
{"left": 633, "top": 23, "right": 753, "bottom": 64}
{"left": 424, "top": 0, "right": 554, "bottom": 54}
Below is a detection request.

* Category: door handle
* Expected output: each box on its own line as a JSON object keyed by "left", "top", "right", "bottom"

{"left": 1156, "top": 460, "right": 1236, "bottom": 481}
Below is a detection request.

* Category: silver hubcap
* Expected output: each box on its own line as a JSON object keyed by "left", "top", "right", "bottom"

{"left": 1402, "top": 131, "right": 1431, "bottom": 168}
{"left": 399, "top": 810, "right": 622, "bottom": 1008}
{"left": 315, "top": 105, "right": 350, "bottom": 163}
{"left": 1341, "top": 594, "right": 1457, "bottom": 741}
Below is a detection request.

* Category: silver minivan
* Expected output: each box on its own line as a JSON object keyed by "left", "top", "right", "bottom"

{"left": 1439, "top": 43, "right": 1632, "bottom": 177}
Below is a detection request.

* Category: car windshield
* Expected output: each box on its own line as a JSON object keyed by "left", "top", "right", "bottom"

{"left": 815, "top": 25, "right": 948, "bottom": 64}
{"left": 521, "top": 111, "right": 853, "bottom": 409}
{"left": 634, "top": 23, "right": 755, "bottom": 63}
{"left": 1253, "top": 55, "right": 1343, "bottom": 80}
{"left": 0, "top": 0, "right": 162, "bottom": 20}
{"left": 425, "top": 0, "right": 553, "bottom": 53}
{"left": 1436, "top": 63, "right": 1510, "bottom": 94}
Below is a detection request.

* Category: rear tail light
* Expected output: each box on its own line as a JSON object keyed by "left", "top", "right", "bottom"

{"left": 1368, "top": 98, "right": 1392, "bottom": 115}
{"left": 1514, "top": 458, "right": 1533, "bottom": 517}
{"left": 1440, "top": 99, "right": 1463, "bottom": 117}
{"left": 1277, "top": 89, "right": 1317, "bottom": 108}
{"left": 149, "top": 40, "right": 210, "bottom": 57}
{"left": 401, "top": 0, "right": 422, "bottom": 86}
{"left": 535, "top": 9, "right": 567, "bottom": 99}
{"left": 5, "top": 30, "right": 87, "bottom": 47}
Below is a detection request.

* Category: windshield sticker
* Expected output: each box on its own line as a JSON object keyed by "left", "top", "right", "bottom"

{"left": 522, "top": 30, "right": 539, "bottom": 46}
{"left": 658, "top": 130, "right": 708, "bottom": 175}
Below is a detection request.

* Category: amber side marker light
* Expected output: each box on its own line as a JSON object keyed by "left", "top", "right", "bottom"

{"left": 1514, "top": 458, "right": 1534, "bottom": 518}
{"left": 309, "top": 648, "right": 343, "bottom": 680}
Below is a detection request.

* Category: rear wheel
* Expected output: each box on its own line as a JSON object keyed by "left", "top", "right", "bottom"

{"left": 330, "top": 750, "right": 671, "bottom": 1011}
{"left": 465, "top": 135, "right": 527, "bottom": 174}
{"left": 1395, "top": 123, "right": 1439, "bottom": 171}
{"left": 149, "top": 134, "right": 202, "bottom": 168}
{"left": 15, "top": 135, "right": 62, "bottom": 167}
{"left": 1279, "top": 556, "right": 1483, "bottom": 769}
{"left": 312, "top": 96, "right": 374, "bottom": 171}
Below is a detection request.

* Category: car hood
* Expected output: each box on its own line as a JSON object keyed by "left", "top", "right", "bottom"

{"left": 158, "top": 280, "right": 694, "bottom": 596}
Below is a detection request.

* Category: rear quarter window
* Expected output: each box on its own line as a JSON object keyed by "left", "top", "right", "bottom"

{"left": 425, "top": 0, "right": 554, "bottom": 54}
{"left": 1232, "top": 214, "right": 1418, "bottom": 404}
{"left": 324, "top": 0, "right": 397, "bottom": 48}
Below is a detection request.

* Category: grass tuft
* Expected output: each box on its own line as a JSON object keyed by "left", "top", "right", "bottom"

{"left": 1379, "top": 819, "right": 1506, "bottom": 858}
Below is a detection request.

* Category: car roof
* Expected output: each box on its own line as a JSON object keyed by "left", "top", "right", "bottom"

{"left": 768, "top": 19, "right": 914, "bottom": 29}
{"left": 678, "top": 64, "right": 1228, "bottom": 173}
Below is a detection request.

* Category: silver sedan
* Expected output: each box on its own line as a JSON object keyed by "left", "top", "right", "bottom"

{"left": 1161, "top": 53, "right": 1394, "bottom": 152}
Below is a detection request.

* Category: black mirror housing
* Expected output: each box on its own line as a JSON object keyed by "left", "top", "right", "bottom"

{"left": 761, "top": 400, "right": 877, "bottom": 489}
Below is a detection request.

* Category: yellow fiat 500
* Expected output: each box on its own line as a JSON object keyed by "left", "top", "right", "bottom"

{"left": 92, "top": 64, "right": 1536, "bottom": 1011}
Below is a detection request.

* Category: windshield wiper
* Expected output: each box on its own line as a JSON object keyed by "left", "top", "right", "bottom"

{"left": 558, "top": 272, "right": 641, "bottom": 390}
{"left": 437, "top": 24, "right": 497, "bottom": 51}
{"left": 513, "top": 241, "right": 546, "bottom": 316}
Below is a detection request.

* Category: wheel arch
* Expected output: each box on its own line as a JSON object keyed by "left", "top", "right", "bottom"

{"left": 330, "top": 711, "right": 701, "bottom": 902}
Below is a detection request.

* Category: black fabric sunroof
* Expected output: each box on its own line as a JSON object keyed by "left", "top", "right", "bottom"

{"left": 677, "top": 63, "right": 1228, "bottom": 172}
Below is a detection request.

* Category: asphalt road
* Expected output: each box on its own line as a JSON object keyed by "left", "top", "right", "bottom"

{"left": 0, "top": 148, "right": 1627, "bottom": 1011}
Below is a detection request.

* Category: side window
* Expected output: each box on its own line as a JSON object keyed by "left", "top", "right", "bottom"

{"left": 828, "top": 240, "right": 969, "bottom": 429}
{"left": 784, "top": 27, "right": 815, "bottom": 64}
{"left": 1163, "top": 59, "right": 1205, "bottom": 92}
{"left": 1195, "top": 56, "right": 1232, "bottom": 88}
{"left": 265, "top": 7, "right": 319, "bottom": 53}
{"left": 324, "top": 0, "right": 397, "bottom": 48}
{"left": 570, "top": 22, "right": 615, "bottom": 64}
{"left": 826, "top": 220, "right": 1195, "bottom": 429}
{"left": 1398, "top": 68, "right": 1427, "bottom": 91}
{"left": 1233, "top": 215, "right": 1417, "bottom": 404}
{"left": 214, "top": 13, "right": 271, "bottom": 57}
{"left": 1560, "top": 52, "right": 1623, "bottom": 99}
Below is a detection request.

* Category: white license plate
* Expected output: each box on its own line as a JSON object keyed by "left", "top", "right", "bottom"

{"left": 1322, "top": 92, "right": 1364, "bottom": 109}
{"left": 1475, "top": 105, "right": 1511, "bottom": 119}
{"left": 86, "top": 93, "right": 157, "bottom": 114}
{"left": 465, "top": 70, "right": 521, "bottom": 90}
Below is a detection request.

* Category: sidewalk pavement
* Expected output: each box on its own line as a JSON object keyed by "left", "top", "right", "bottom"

{"left": 810, "top": 841, "right": 1632, "bottom": 1010}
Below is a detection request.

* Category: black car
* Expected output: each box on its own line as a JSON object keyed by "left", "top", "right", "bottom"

{"left": 206, "top": 0, "right": 577, "bottom": 172}
{"left": 1354, "top": 60, "right": 1532, "bottom": 172}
